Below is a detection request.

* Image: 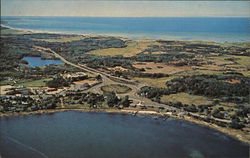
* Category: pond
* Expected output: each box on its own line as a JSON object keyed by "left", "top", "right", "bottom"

{"left": 0, "top": 111, "right": 249, "bottom": 158}
{"left": 22, "top": 56, "right": 64, "bottom": 68}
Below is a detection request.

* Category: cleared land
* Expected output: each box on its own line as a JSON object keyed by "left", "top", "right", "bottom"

{"left": 101, "top": 84, "right": 132, "bottom": 94}
{"left": 73, "top": 79, "right": 99, "bottom": 86}
{"left": 88, "top": 40, "right": 160, "bottom": 57}
{"left": 107, "top": 66, "right": 130, "bottom": 72}
{"left": 160, "top": 93, "right": 213, "bottom": 106}
{"left": 230, "top": 55, "right": 250, "bottom": 68}
{"left": 133, "top": 77, "right": 174, "bottom": 88}
{"left": 133, "top": 62, "right": 192, "bottom": 74}
{"left": 0, "top": 85, "right": 13, "bottom": 95}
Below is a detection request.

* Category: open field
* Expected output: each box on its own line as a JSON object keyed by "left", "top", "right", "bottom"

{"left": 107, "top": 66, "right": 130, "bottom": 72}
{"left": 101, "top": 84, "right": 132, "bottom": 94}
{"left": 0, "top": 85, "right": 13, "bottom": 95}
{"left": 208, "top": 56, "right": 235, "bottom": 66}
{"left": 0, "top": 80, "right": 13, "bottom": 86}
{"left": 134, "top": 77, "right": 174, "bottom": 88}
{"left": 133, "top": 62, "right": 192, "bottom": 74}
{"left": 208, "top": 55, "right": 249, "bottom": 70}
{"left": 88, "top": 39, "right": 160, "bottom": 57}
{"left": 193, "top": 65, "right": 225, "bottom": 72}
{"left": 230, "top": 55, "right": 250, "bottom": 68}
{"left": 160, "top": 93, "right": 213, "bottom": 106}
{"left": 209, "top": 55, "right": 250, "bottom": 67}
{"left": 177, "top": 69, "right": 224, "bottom": 76}
{"left": 0, "top": 78, "right": 52, "bottom": 87}
{"left": 220, "top": 55, "right": 250, "bottom": 76}
{"left": 73, "top": 78, "right": 99, "bottom": 86}
{"left": 19, "top": 78, "right": 52, "bottom": 87}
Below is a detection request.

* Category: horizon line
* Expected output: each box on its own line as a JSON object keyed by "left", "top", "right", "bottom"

{"left": 1, "top": 15, "right": 250, "bottom": 18}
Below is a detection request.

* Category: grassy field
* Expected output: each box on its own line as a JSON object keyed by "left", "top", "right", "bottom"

{"left": 20, "top": 78, "right": 52, "bottom": 87}
{"left": 231, "top": 55, "right": 250, "bottom": 68}
{"left": 73, "top": 78, "right": 99, "bottom": 86}
{"left": 160, "top": 93, "right": 213, "bottom": 106}
{"left": 210, "top": 55, "right": 250, "bottom": 68}
{"left": 0, "top": 80, "right": 13, "bottom": 86}
{"left": 0, "top": 78, "right": 52, "bottom": 88}
{"left": 178, "top": 69, "right": 224, "bottom": 76}
{"left": 88, "top": 40, "right": 159, "bottom": 57}
{"left": 208, "top": 56, "right": 235, "bottom": 65}
{"left": 225, "top": 55, "right": 250, "bottom": 76}
{"left": 101, "top": 84, "right": 131, "bottom": 94}
{"left": 134, "top": 77, "right": 174, "bottom": 88}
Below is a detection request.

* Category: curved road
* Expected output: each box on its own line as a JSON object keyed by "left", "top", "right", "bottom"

{"left": 34, "top": 46, "right": 179, "bottom": 112}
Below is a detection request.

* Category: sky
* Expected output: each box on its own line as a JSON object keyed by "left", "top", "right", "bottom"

{"left": 1, "top": 0, "right": 250, "bottom": 17}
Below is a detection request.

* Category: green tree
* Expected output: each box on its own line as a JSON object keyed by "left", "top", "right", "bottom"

{"left": 120, "top": 95, "right": 130, "bottom": 107}
{"left": 229, "top": 119, "right": 245, "bottom": 129}
{"left": 105, "top": 91, "right": 119, "bottom": 107}
{"left": 46, "top": 75, "right": 69, "bottom": 88}
{"left": 96, "top": 74, "right": 102, "bottom": 80}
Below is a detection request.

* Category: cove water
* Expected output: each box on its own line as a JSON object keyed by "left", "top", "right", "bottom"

{"left": 1, "top": 16, "right": 250, "bottom": 42}
{"left": 0, "top": 111, "right": 249, "bottom": 158}
{"left": 22, "top": 56, "right": 64, "bottom": 68}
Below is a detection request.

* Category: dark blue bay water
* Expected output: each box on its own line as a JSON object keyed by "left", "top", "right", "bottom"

{"left": 0, "top": 111, "right": 249, "bottom": 158}
{"left": 22, "top": 56, "right": 64, "bottom": 68}
{"left": 1, "top": 16, "right": 250, "bottom": 42}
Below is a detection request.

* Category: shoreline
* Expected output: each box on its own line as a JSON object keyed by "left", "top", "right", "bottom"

{"left": 0, "top": 24, "right": 130, "bottom": 40}
{"left": 2, "top": 24, "right": 249, "bottom": 43}
{"left": 1, "top": 24, "right": 82, "bottom": 36}
{"left": 1, "top": 108, "right": 249, "bottom": 145}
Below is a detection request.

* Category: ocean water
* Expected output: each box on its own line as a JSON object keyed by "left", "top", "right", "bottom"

{"left": 0, "top": 111, "right": 249, "bottom": 158}
{"left": 22, "top": 57, "right": 64, "bottom": 68}
{"left": 1, "top": 16, "right": 250, "bottom": 42}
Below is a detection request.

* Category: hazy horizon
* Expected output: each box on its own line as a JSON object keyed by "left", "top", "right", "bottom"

{"left": 1, "top": 1, "right": 250, "bottom": 17}
{"left": 2, "top": 15, "right": 250, "bottom": 18}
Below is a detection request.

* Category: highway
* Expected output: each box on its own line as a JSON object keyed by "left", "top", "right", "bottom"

{"left": 34, "top": 46, "right": 179, "bottom": 112}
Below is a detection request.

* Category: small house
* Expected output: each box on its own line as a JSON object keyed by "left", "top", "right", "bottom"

{"left": 130, "top": 103, "right": 137, "bottom": 108}
{"left": 47, "top": 88, "right": 57, "bottom": 92}
{"left": 82, "top": 83, "right": 90, "bottom": 87}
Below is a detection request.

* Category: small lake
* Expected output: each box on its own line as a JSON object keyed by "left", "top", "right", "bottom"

{"left": 0, "top": 111, "right": 249, "bottom": 158}
{"left": 22, "top": 56, "right": 64, "bottom": 68}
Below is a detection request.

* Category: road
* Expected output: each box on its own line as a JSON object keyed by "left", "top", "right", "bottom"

{"left": 34, "top": 46, "right": 179, "bottom": 112}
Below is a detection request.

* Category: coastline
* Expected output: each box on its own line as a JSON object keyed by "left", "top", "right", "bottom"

{"left": 1, "top": 108, "right": 249, "bottom": 145}
{"left": 2, "top": 23, "right": 250, "bottom": 43}
{"left": 0, "top": 24, "right": 129, "bottom": 40}
{"left": 1, "top": 24, "right": 80, "bottom": 35}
